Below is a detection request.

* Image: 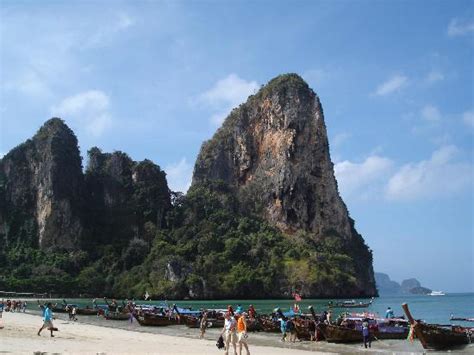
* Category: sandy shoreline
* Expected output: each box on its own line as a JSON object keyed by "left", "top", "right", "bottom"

{"left": 0, "top": 311, "right": 328, "bottom": 355}
{"left": 1, "top": 310, "right": 469, "bottom": 354}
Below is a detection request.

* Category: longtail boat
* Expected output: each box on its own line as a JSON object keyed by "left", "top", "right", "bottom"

{"left": 134, "top": 312, "right": 181, "bottom": 326}
{"left": 105, "top": 312, "right": 131, "bottom": 321}
{"left": 402, "top": 303, "right": 473, "bottom": 350}
{"left": 329, "top": 297, "right": 374, "bottom": 309}
{"left": 320, "top": 323, "right": 366, "bottom": 343}
{"left": 258, "top": 316, "right": 280, "bottom": 333}
{"left": 450, "top": 315, "right": 474, "bottom": 322}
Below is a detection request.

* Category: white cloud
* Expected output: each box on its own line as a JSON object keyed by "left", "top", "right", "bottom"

{"left": 198, "top": 74, "right": 259, "bottom": 126}
{"left": 386, "top": 145, "right": 472, "bottom": 201}
{"left": 463, "top": 110, "right": 474, "bottom": 128}
{"left": 447, "top": 18, "right": 474, "bottom": 37}
{"left": 421, "top": 105, "right": 441, "bottom": 122}
{"left": 51, "top": 90, "right": 112, "bottom": 137}
{"left": 335, "top": 156, "right": 394, "bottom": 199}
{"left": 165, "top": 158, "right": 193, "bottom": 193}
{"left": 373, "top": 75, "right": 408, "bottom": 96}
{"left": 425, "top": 70, "right": 444, "bottom": 84}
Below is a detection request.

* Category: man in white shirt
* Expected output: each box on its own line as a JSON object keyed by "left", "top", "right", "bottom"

{"left": 221, "top": 313, "right": 237, "bottom": 355}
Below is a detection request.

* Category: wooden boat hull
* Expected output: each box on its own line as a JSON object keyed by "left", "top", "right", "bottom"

{"left": 105, "top": 312, "right": 131, "bottom": 321}
{"left": 413, "top": 323, "right": 471, "bottom": 350}
{"left": 135, "top": 313, "right": 181, "bottom": 326}
{"left": 402, "top": 302, "right": 472, "bottom": 350}
{"left": 76, "top": 308, "right": 98, "bottom": 316}
{"left": 320, "top": 324, "right": 364, "bottom": 343}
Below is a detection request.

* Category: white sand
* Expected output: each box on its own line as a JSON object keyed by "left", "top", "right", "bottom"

{"left": 0, "top": 312, "right": 332, "bottom": 355}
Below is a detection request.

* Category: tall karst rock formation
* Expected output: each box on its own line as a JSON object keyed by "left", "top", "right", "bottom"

{"left": 193, "top": 74, "right": 376, "bottom": 295}
{"left": 0, "top": 118, "right": 172, "bottom": 252}
{"left": 0, "top": 118, "right": 85, "bottom": 251}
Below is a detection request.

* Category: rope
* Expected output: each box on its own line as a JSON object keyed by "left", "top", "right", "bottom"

{"left": 408, "top": 324, "right": 416, "bottom": 342}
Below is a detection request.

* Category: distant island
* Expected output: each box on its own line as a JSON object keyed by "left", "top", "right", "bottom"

{"left": 375, "top": 272, "right": 432, "bottom": 295}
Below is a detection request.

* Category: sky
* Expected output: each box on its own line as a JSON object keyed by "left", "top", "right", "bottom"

{"left": 0, "top": 0, "right": 473, "bottom": 292}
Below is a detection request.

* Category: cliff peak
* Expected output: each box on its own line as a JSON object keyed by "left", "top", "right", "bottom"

{"left": 192, "top": 73, "right": 376, "bottom": 296}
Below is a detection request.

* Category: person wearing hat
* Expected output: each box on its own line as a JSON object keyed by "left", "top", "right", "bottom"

{"left": 237, "top": 313, "right": 250, "bottom": 355}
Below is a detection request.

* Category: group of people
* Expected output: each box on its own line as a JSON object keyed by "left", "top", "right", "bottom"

{"left": 219, "top": 306, "right": 251, "bottom": 355}
{"left": 1, "top": 299, "right": 27, "bottom": 313}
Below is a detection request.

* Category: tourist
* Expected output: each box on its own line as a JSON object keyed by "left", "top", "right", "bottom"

{"left": 385, "top": 306, "right": 395, "bottom": 319}
{"left": 326, "top": 310, "right": 332, "bottom": 324}
{"left": 286, "top": 318, "right": 297, "bottom": 343}
{"left": 247, "top": 305, "right": 256, "bottom": 319}
{"left": 22, "top": 301, "right": 27, "bottom": 313}
{"left": 199, "top": 312, "right": 208, "bottom": 339}
{"left": 0, "top": 299, "right": 4, "bottom": 329}
{"left": 362, "top": 318, "right": 371, "bottom": 348}
{"left": 308, "top": 319, "right": 316, "bottom": 341}
{"left": 279, "top": 316, "right": 287, "bottom": 342}
{"left": 221, "top": 312, "right": 237, "bottom": 355}
{"left": 72, "top": 306, "right": 77, "bottom": 321}
{"left": 236, "top": 313, "right": 250, "bottom": 355}
{"left": 37, "top": 303, "right": 57, "bottom": 337}
{"left": 235, "top": 304, "right": 243, "bottom": 314}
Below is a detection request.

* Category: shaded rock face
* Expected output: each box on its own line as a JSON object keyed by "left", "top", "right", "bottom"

{"left": 0, "top": 118, "right": 171, "bottom": 252}
{"left": 0, "top": 118, "right": 85, "bottom": 251}
{"left": 85, "top": 148, "right": 171, "bottom": 246}
{"left": 193, "top": 74, "right": 376, "bottom": 295}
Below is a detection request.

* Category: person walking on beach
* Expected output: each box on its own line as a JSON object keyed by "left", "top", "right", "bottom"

{"left": 279, "top": 316, "right": 287, "bottom": 342}
{"left": 199, "top": 312, "right": 208, "bottom": 339}
{"left": 221, "top": 313, "right": 237, "bottom": 355}
{"left": 362, "top": 318, "right": 371, "bottom": 348}
{"left": 237, "top": 313, "right": 250, "bottom": 355}
{"left": 37, "top": 303, "right": 57, "bottom": 337}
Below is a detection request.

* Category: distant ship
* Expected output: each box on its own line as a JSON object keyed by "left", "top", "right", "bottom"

{"left": 429, "top": 291, "right": 445, "bottom": 296}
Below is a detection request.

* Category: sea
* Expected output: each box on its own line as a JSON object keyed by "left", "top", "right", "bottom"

{"left": 29, "top": 293, "right": 474, "bottom": 354}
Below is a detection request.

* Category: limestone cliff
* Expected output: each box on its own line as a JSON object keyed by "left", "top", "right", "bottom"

{"left": 0, "top": 118, "right": 85, "bottom": 251}
{"left": 193, "top": 74, "right": 376, "bottom": 296}
{"left": 84, "top": 148, "right": 171, "bottom": 247}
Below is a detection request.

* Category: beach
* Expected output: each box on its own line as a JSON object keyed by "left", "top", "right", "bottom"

{"left": 1, "top": 311, "right": 331, "bottom": 355}
{"left": 3, "top": 309, "right": 471, "bottom": 355}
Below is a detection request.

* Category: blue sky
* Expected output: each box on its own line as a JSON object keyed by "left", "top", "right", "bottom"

{"left": 1, "top": 0, "right": 473, "bottom": 292}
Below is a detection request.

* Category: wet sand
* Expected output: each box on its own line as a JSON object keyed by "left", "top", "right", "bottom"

{"left": 1, "top": 310, "right": 472, "bottom": 354}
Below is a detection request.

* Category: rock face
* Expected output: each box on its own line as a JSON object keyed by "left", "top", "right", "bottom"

{"left": 193, "top": 74, "right": 376, "bottom": 296}
{"left": 375, "top": 272, "right": 402, "bottom": 295}
{"left": 0, "top": 118, "right": 171, "bottom": 252}
{"left": 85, "top": 148, "right": 171, "bottom": 246}
{"left": 401, "top": 278, "right": 421, "bottom": 293}
{"left": 194, "top": 74, "right": 347, "bottom": 236}
{"left": 0, "top": 118, "right": 85, "bottom": 251}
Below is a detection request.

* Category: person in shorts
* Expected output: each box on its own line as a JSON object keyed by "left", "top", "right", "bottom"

{"left": 237, "top": 312, "right": 250, "bottom": 355}
{"left": 37, "top": 303, "right": 56, "bottom": 337}
{"left": 221, "top": 313, "right": 237, "bottom": 355}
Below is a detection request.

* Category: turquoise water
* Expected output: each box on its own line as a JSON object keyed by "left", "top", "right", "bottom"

{"left": 55, "top": 293, "right": 473, "bottom": 325}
